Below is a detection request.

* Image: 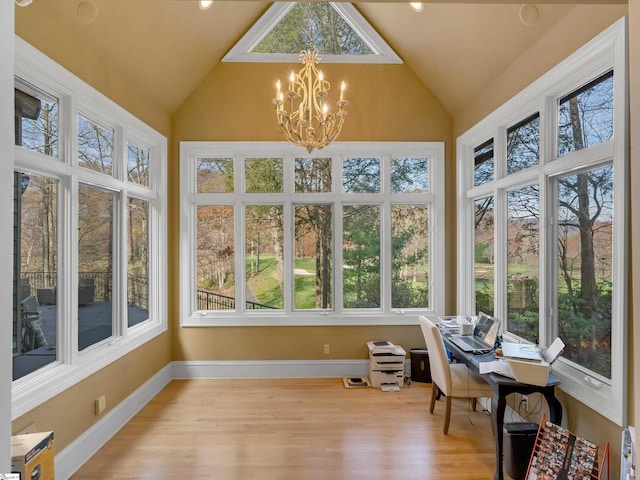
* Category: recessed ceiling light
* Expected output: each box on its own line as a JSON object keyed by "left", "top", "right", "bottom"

{"left": 75, "top": 0, "right": 98, "bottom": 24}
{"left": 410, "top": 3, "right": 423, "bottom": 13}
{"left": 519, "top": 4, "right": 541, "bottom": 26}
{"left": 199, "top": 0, "right": 213, "bottom": 10}
{"left": 15, "top": 0, "right": 33, "bottom": 6}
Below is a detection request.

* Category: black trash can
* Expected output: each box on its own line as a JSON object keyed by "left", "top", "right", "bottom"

{"left": 504, "top": 422, "right": 539, "bottom": 480}
{"left": 410, "top": 349, "right": 431, "bottom": 383}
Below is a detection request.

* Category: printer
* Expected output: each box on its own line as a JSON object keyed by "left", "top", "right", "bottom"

{"left": 367, "top": 341, "right": 406, "bottom": 389}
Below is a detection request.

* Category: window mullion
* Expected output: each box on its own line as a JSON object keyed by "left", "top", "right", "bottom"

{"left": 335, "top": 201, "right": 344, "bottom": 315}
{"left": 113, "top": 126, "right": 126, "bottom": 182}
{"left": 66, "top": 175, "right": 80, "bottom": 362}
{"left": 235, "top": 200, "right": 244, "bottom": 314}
{"left": 494, "top": 186, "right": 507, "bottom": 324}
{"left": 377, "top": 197, "right": 389, "bottom": 313}
{"left": 114, "top": 189, "right": 127, "bottom": 339}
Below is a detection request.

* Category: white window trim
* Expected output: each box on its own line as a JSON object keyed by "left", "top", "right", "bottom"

{"left": 180, "top": 141, "right": 444, "bottom": 326}
{"left": 456, "top": 18, "right": 627, "bottom": 425}
{"left": 12, "top": 36, "right": 167, "bottom": 419}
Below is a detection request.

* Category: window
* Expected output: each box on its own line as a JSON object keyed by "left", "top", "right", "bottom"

{"left": 558, "top": 71, "right": 614, "bottom": 157}
{"left": 78, "top": 114, "right": 114, "bottom": 175}
{"left": 14, "top": 172, "right": 58, "bottom": 371}
{"left": 555, "top": 165, "right": 613, "bottom": 378}
{"left": 507, "top": 113, "right": 539, "bottom": 174}
{"left": 456, "top": 19, "right": 627, "bottom": 425}
{"left": 343, "top": 204, "right": 380, "bottom": 308}
{"left": 507, "top": 185, "right": 539, "bottom": 343}
{"left": 253, "top": 3, "right": 374, "bottom": 56}
{"left": 127, "top": 142, "right": 150, "bottom": 187}
{"left": 77, "top": 184, "right": 114, "bottom": 350}
{"left": 127, "top": 198, "right": 150, "bottom": 326}
{"left": 12, "top": 37, "right": 167, "bottom": 418}
{"left": 474, "top": 196, "right": 494, "bottom": 317}
{"left": 474, "top": 139, "right": 494, "bottom": 186}
{"left": 181, "top": 142, "right": 445, "bottom": 326}
{"left": 222, "top": 2, "right": 401, "bottom": 64}
{"left": 15, "top": 80, "right": 58, "bottom": 158}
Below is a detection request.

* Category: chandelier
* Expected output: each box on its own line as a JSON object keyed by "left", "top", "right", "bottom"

{"left": 273, "top": 49, "right": 349, "bottom": 153}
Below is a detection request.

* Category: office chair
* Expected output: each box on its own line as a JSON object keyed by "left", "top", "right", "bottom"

{"left": 418, "top": 315, "right": 494, "bottom": 434}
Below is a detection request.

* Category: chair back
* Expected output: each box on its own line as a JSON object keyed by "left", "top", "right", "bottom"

{"left": 20, "top": 295, "right": 40, "bottom": 318}
{"left": 418, "top": 316, "right": 452, "bottom": 395}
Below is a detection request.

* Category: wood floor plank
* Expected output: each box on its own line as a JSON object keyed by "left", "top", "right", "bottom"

{"left": 71, "top": 378, "right": 497, "bottom": 479}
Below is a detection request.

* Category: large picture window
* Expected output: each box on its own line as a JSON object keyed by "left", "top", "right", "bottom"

{"left": 12, "top": 38, "right": 167, "bottom": 418}
{"left": 181, "top": 142, "right": 445, "bottom": 326}
{"left": 456, "top": 19, "right": 626, "bottom": 424}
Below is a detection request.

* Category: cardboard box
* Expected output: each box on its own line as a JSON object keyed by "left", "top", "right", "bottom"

{"left": 11, "top": 431, "right": 55, "bottom": 480}
{"left": 505, "top": 358, "right": 550, "bottom": 387}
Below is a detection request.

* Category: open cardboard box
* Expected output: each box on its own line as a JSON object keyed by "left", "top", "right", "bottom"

{"left": 505, "top": 358, "right": 550, "bottom": 387}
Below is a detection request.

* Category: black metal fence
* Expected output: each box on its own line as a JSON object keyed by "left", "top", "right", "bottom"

{"left": 197, "top": 289, "right": 276, "bottom": 310}
{"left": 22, "top": 272, "right": 271, "bottom": 311}
{"left": 21, "top": 271, "right": 148, "bottom": 309}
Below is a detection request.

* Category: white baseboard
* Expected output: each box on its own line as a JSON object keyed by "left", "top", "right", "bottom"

{"left": 172, "top": 359, "right": 372, "bottom": 379}
{"left": 55, "top": 363, "right": 173, "bottom": 479}
{"left": 56, "top": 358, "right": 411, "bottom": 477}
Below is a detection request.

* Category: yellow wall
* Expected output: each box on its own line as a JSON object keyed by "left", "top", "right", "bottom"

{"left": 14, "top": 2, "right": 170, "bottom": 136}
{"left": 454, "top": 5, "right": 629, "bottom": 138}
{"left": 171, "top": 61, "right": 454, "bottom": 362}
{"left": 12, "top": 335, "right": 170, "bottom": 450}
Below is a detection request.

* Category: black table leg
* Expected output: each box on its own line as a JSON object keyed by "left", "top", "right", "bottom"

{"left": 492, "top": 390, "right": 507, "bottom": 480}
{"left": 543, "top": 389, "right": 563, "bottom": 425}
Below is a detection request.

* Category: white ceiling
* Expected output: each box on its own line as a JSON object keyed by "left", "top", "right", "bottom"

{"left": 16, "top": 1, "right": 626, "bottom": 116}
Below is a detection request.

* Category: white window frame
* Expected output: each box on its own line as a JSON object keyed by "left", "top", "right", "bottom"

{"left": 456, "top": 18, "right": 627, "bottom": 425}
{"left": 180, "top": 141, "right": 445, "bottom": 326}
{"left": 12, "top": 37, "right": 167, "bottom": 419}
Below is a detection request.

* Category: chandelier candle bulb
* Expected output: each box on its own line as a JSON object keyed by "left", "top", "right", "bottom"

{"left": 289, "top": 72, "right": 295, "bottom": 91}
{"left": 340, "top": 81, "right": 345, "bottom": 102}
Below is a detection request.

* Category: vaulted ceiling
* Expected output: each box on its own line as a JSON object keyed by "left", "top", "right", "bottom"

{"left": 15, "top": 1, "right": 627, "bottom": 117}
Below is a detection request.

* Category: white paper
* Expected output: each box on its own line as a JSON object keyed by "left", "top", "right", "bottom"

{"left": 381, "top": 383, "right": 400, "bottom": 392}
{"left": 543, "top": 337, "right": 565, "bottom": 364}
{"left": 479, "top": 359, "right": 516, "bottom": 379}
{"left": 501, "top": 342, "right": 543, "bottom": 362}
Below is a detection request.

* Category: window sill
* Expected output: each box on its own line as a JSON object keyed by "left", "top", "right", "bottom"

{"left": 182, "top": 311, "right": 432, "bottom": 327}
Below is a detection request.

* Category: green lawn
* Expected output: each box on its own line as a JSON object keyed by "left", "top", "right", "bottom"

{"left": 245, "top": 255, "right": 324, "bottom": 308}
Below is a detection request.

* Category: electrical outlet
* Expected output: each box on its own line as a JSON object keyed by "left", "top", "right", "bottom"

{"left": 324, "top": 344, "right": 330, "bottom": 354}
{"left": 95, "top": 395, "right": 106, "bottom": 415}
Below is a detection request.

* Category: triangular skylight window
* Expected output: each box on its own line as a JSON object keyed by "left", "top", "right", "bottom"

{"left": 222, "top": 2, "right": 402, "bottom": 64}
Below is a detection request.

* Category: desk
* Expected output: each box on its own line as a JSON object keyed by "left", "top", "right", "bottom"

{"left": 442, "top": 335, "right": 562, "bottom": 480}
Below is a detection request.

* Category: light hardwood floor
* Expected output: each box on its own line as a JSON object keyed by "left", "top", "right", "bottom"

{"left": 71, "top": 378, "right": 498, "bottom": 479}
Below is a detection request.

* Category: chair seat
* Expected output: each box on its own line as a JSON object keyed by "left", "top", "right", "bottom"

{"left": 449, "top": 363, "right": 494, "bottom": 399}
{"left": 419, "top": 315, "right": 495, "bottom": 434}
